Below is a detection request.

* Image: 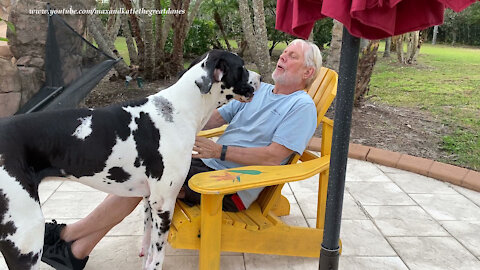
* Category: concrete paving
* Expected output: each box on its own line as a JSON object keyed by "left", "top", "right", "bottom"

{"left": 1, "top": 158, "right": 479, "bottom": 269}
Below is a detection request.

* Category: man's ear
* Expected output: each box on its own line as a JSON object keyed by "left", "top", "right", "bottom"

{"left": 303, "top": 67, "right": 315, "bottom": 80}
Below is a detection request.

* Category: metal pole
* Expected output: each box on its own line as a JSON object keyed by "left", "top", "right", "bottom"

{"left": 319, "top": 27, "right": 360, "bottom": 270}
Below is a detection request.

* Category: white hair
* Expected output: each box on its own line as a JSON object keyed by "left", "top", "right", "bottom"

{"left": 290, "top": 39, "right": 323, "bottom": 88}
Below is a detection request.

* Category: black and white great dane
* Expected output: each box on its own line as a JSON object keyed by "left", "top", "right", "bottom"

{"left": 0, "top": 50, "right": 261, "bottom": 270}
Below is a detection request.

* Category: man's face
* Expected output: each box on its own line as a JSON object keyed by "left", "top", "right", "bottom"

{"left": 272, "top": 42, "right": 308, "bottom": 87}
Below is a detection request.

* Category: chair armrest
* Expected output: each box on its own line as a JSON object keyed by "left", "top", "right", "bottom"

{"left": 322, "top": 116, "right": 333, "bottom": 127}
{"left": 188, "top": 155, "right": 330, "bottom": 194}
{"left": 197, "top": 125, "right": 228, "bottom": 138}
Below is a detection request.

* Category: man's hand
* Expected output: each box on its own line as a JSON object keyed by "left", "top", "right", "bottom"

{"left": 192, "top": 136, "right": 222, "bottom": 159}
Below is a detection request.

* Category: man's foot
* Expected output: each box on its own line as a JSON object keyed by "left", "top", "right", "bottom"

{"left": 42, "top": 240, "right": 89, "bottom": 270}
{"left": 42, "top": 220, "right": 88, "bottom": 270}
{"left": 44, "top": 220, "right": 66, "bottom": 245}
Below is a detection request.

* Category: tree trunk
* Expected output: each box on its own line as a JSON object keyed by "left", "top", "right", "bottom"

{"left": 355, "top": 40, "right": 379, "bottom": 106}
{"left": 138, "top": 0, "right": 145, "bottom": 41}
{"left": 121, "top": 13, "right": 138, "bottom": 65}
{"left": 154, "top": 0, "right": 164, "bottom": 76}
{"left": 169, "top": 0, "right": 191, "bottom": 76}
{"left": 106, "top": 0, "right": 122, "bottom": 43}
{"left": 360, "top": 38, "right": 369, "bottom": 51}
{"left": 186, "top": 0, "right": 204, "bottom": 33}
{"left": 106, "top": 0, "right": 122, "bottom": 42}
{"left": 325, "top": 20, "right": 343, "bottom": 72}
{"left": 394, "top": 35, "right": 405, "bottom": 64}
{"left": 153, "top": 0, "right": 175, "bottom": 79}
{"left": 394, "top": 31, "right": 423, "bottom": 65}
{"left": 120, "top": 0, "right": 146, "bottom": 74}
{"left": 213, "top": 9, "right": 231, "bottom": 51}
{"left": 238, "top": 0, "right": 272, "bottom": 83}
{"left": 238, "top": 0, "right": 256, "bottom": 59}
{"left": 87, "top": 14, "right": 130, "bottom": 78}
{"left": 390, "top": 36, "right": 397, "bottom": 51}
{"left": 432, "top": 25, "right": 439, "bottom": 45}
{"left": 143, "top": 0, "right": 155, "bottom": 80}
{"left": 106, "top": 0, "right": 118, "bottom": 32}
{"left": 406, "top": 31, "right": 419, "bottom": 64}
{"left": 158, "top": 1, "right": 175, "bottom": 51}
{"left": 269, "top": 41, "right": 279, "bottom": 56}
{"left": 88, "top": 12, "right": 114, "bottom": 51}
{"left": 237, "top": 38, "right": 248, "bottom": 57}
{"left": 252, "top": 0, "right": 271, "bottom": 81}
{"left": 108, "top": 14, "right": 122, "bottom": 42}
{"left": 383, "top": 37, "right": 391, "bottom": 58}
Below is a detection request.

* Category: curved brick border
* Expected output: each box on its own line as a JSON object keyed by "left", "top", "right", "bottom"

{"left": 307, "top": 138, "right": 480, "bottom": 192}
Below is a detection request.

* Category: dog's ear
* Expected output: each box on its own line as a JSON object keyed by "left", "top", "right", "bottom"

{"left": 196, "top": 53, "right": 229, "bottom": 94}
{"left": 214, "top": 58, "right": 229, "bottom": 82}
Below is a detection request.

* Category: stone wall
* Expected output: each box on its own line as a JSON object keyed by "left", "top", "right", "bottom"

{"left": 0, "top": 0, "right": 17, "bottom": 116}
{"left": 0, "top": 0, "right": 94, "bottom": 117}
{"left": 0, "top": 57, "right": 21, "bottom": 117}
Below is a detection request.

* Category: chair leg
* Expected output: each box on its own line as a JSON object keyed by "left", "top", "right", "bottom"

{"left": 199, "top": 194, "right": 224, "bottom": 270}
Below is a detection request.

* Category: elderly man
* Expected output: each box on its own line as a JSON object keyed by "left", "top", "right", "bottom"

{"left": 42, "top": 39, "right": 322, "bottom": 270}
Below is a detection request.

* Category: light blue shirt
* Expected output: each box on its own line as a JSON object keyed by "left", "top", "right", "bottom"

{"left": 202, "top": 82, "right": 317, "bottom": 207}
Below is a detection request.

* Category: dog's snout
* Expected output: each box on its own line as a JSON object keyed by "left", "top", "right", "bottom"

{"left": 248, "top": 70, "right": 261, "bottom": 91}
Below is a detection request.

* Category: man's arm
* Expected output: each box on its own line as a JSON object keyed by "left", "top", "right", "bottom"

{"left": 202, "top": 109, "right": 227, "bottom": 130}
{"left": 192, "top": 137, "right": 294, "bottom": 166}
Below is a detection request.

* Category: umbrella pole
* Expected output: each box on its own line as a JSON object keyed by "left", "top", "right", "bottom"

{"left": 319, "top": 27, "right": 360, "bottom": 270}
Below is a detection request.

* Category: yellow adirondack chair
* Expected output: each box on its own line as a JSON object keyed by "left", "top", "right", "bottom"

{"left": 167, "top": 67, "right": 339, "bottom": 270}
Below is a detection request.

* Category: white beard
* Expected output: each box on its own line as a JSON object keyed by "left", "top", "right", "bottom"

{"left": 272, "top": 69, "right": 302, "bottom": 87}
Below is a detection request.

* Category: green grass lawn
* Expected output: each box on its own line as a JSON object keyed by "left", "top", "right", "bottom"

{"left": 370, "top": 43, "right": 480, "bottom": 170}
{"left": 114, "top": 37, "right": 130, "bottom": 65}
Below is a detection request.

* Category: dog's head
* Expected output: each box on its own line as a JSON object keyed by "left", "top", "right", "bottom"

{"left": 180, "top": 50, "right": 260, "bottom": 106}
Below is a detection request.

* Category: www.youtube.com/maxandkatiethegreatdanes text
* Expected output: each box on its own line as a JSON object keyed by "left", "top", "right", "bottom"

{"left": 29, "top": 7, "right": 185, "bottom": 16}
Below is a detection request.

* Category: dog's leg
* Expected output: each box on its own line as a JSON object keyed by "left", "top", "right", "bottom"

{"left": 143, "top": 166, "right": 188, "bottom": 270}
{"left": 143, "top": 199, "right": 175, "bottom": 270}
{"left": 0, "top": 170, "right": 44, "bottom": 270}
{"left": 140, "top": 196, "right": 152, "bottom": 262}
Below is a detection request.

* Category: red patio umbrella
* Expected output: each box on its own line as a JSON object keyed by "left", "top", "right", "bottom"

{"left": 276, "top": 0, "right": 478, "bottom": 40}
{"left": 274, "top": 1, "right": 479, "bottom": 269}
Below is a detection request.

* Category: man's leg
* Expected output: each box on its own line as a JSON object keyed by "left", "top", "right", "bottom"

{"left": 43, "top": 159, "right": 240, "bottom": 268}
{"left": 62, "top": 195, "right": 142, "bottom": 258}
{"left": 44, "top": 195, "right": 141, "bottom": 261}
{"left": 43, "top": 160, "right": 206, "bottom": 260}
